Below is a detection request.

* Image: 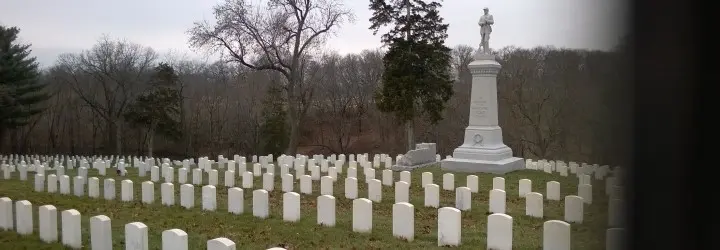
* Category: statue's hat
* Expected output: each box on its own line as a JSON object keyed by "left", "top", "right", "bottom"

{"left": 483, "top": 7, "right": 489, "bottom": 10}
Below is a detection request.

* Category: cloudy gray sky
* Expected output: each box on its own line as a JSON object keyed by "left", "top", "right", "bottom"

{"left": 1, "top": 0, "right": 628, "bottom": 67}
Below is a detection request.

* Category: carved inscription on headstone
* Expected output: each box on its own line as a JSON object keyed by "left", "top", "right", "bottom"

{"left": 471, "top": 98, "right": 488, "bottom": 120}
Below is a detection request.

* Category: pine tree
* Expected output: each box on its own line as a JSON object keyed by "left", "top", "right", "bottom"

{"left": 123, "top": 62, "right": 182, "bottom": 157}
{"left": 259, "top": 85, "right": 289, "bottom": 156}
{"left": 369, "top": 0, "right": 453, "bottom": 151}
{"left": 0, "top": 25, "right": 49, "bottom": 150}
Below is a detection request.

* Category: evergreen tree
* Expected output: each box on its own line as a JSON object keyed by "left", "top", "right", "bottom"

{"left": 123, "top": 62, "right": 182, "bottom": 157}
{"left": 259, "top": 85, "right": 289, "bottom": 156}
{"left": 0, "top": 25, "right": 49, "bottom": 150}
{"left": 369, "top": 0, "right": 453, "bottom": 150}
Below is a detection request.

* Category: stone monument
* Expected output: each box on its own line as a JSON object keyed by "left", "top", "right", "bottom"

{"left": 392, "top": 143, "right": 438, "bottom": 171}
{"left": 441, "top": 8, "right": 525, "bottom": 174}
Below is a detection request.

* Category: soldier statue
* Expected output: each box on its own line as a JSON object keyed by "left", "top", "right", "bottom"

{"left": 478, "top": 7, "right": 495, "bottom": 54}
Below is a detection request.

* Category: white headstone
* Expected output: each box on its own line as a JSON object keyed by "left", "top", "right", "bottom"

{"left": 263, "top": 173, "right": 275, "bottom": 191}
{"left": 39, "top": 205, "right": 58, "bottom": 243}
{"left": 73, "top": 176, "right": 85, "bottom": 197}
{"left": 253, "top": 163, "right": 262, "bottom": 177}
{"left": 151, "top": 166, "right": 160, "bottom": 182}
{"left": 0, "top": 197, "right": 12, "bottom": 231}
{"left": 328, "top": 167, "right": 338, "bottom": 180}
{"left": 442, "top": 173, "right": 455, "bottom": 191}
{"left": 492, "top": 177, "right": 505, "bottom": 190}
{"left": 466, "top": 175, "right": 479, "bottom": 193}
{"left": 352, "top": 198, "right": 372, "bottom": 233}
{"left": 546, "top": 181, "right": 561, "bottom": 201}
{"left": 345, "top": 177, "right": 358, "bottom": 199}
{"left": 395, "top": 181, "right": 410, "bottom": 203}
{"left": 125, "top": 222, "right": 149, "bottom": 250}
{"left": 424, "top": 184, "right": 440, "bottom": 208}
{"left": 192, "top": 168, "right": 202, "bottom": 185}
{"left": 281, "top": 174, "right": 294, "bottom": 192}
{"left": 180, "top": 184, "right": 194, "bottom": 209}
{"left": 208, "top": 170, "right": 219, "bottom": 186}
{"left": 47, "top": 174, "right": 58, "bottom": 193}
{"left": 421, "top": 172, "right": 433, "bottom": 187}
{"left": 202, "top": 185, "right": 217, "bottom": 211}
{"left": 283, "top": 192, "right": 300, "bottom": 222}
{"left": 15, "top": 200, "right": 32, "bottom": 235}
{"left": 61, "top": 209, "right": 82, "bottom": 248}
{"left": 543, "top": 220, "right": 571, "bottom": 250}
{"left": 90, "top": 215, "right": 112, "bottom": 250}
{"left": 162, "top": 229, "right": 188, "bottom": 250}
{"left": 365, "top": 168, "right": 376, "bottom": 183}
{"left": 392, "top": 202, "right": 415, "bottom": 242}
{"left": 368, "top": 179, "right": 382, "bottom": 202}
{"left": 578, "top": 184, "right": 593, "bottom": 204}
{"left": 59, "top": 175, "right": 70, "bottom": 194}
{"left": 455, "top": 187, "right": 472, "bottom": 211}
{"left": 525, "top": 192, "right": 544, "bottom": 218}
{"left": 34, "top": 174, "right": 45, "bottom": 192}
{"left": 142, "top": 181, "right": 155, "bottom": 204}
{"left": 489, "top": 189, "right": 506, "bottom": 214}
{"left": 437, "top": 207, "right": 461, "bottom": 247}
{"left": 564, "top": 195, "right": 584, "bottom": 223}
{"left": 399, "top": 171, "right": 411, "bottom": 185}
{"left": 161, "top": 183, "right": 175, "bottom": 206}
{"left": 487, "top": 213, "right": 513, "bottom": 250}
{"left": 227, "top": 187, "right": 244, "bottom": 215}
{"left": 103, "top": 178, "right": 115, "bottom": 200}
{"left": 382, "top": 169, "right": 394, "bottom": 186}
{"left": 224, "top": 170, "right": 235, "bottom": 187}
{"left": 519, "top": 179, "right": 532, "bottom": 197}
{"left": 121, "top": 180, "right": 134, "bottom": 201}
{"left": 207, "top": 237, "right": 236, "bottom": 250}
{"left": 88, "top": 177, "right": 100, "bottom": 198}
{"left": 242, "top": 171, "right": 253, "bottom": 189}
{"left": 300, "top": 175, "right": 312, "bottom": 194}
{"left": 347, "top": 167, "right": 357, "bottom": 179}
{"left": 252, "top": 189, "right": 269, "bottom": 219}
{"left": 317, "top": 195, "right": 336, "bottom": 227}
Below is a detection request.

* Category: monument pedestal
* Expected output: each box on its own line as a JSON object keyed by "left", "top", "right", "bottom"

{"left": 441, "top": 53, "right": 525, "bottom": 174}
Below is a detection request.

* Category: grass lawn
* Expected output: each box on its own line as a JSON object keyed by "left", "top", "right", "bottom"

{"left": 0, "top": 162, "right": 609, "bottom": 249}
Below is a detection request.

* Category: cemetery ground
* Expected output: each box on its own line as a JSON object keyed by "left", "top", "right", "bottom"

{"left": 0, "top": 163, "right": 608, "bottom": 249}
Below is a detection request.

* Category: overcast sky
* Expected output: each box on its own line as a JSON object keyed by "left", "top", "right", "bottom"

{"left": 1, "top": 0, "right": 629, "bottom": 67}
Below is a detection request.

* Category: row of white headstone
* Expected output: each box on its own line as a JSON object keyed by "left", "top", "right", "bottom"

{"left": 23, "top": 167, "right": 626, "bottom": 234}
{"left": 0, "top": 193, "right": 625, "bottom": 249}
{"left": 26, "top": 166, "right": 601, "bottom": 217}
{"left": 526, "top": 159, "right": 624, "bottom": 181}
{"left": 0, "top": 197, "right": 287, "bottom": 250}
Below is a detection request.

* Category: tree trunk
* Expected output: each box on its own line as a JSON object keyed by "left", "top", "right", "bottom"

{"left": 286, "top": 114, "right": 300, "bottom": 155}
{"left": 106, "top": 121, "right": 115, "bottom": 155}
{"left": 147, "top": 122, "right": 158, "bottom": 158}
{"left": 115, "top": 121, "right": 123, "bottom": 156}
{"left": 284, "top": 85, "right": 301, "bottom": 155}
{"left": 147, "top": 131, "right": 154, "bottom": 158}
{"left": 405, "top": 120, "right": 414, "bottom": 151}
{"left": 0, "top": 127, "right": 6, "bottom": 153}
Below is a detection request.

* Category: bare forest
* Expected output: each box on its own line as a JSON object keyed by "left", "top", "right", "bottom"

{"left": 0, "top": 38, "right": 632, "bottom": 166}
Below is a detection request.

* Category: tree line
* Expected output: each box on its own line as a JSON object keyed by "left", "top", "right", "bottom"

{"left": 0, "top": 0, "right": 631, "bottom": 167}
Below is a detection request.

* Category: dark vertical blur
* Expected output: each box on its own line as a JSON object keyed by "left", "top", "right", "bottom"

{"left": 632, "top": 0, "right": 702, "bottom": 248}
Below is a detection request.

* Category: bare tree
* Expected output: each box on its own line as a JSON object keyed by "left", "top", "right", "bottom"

{"left": 451, "top": 44, "right": 475, "bottom": 82}
{"left": 54, "top": 35, "right": 158, "bottom": 155}
{"left": 188, "top": 0, "right": 353, "bottom": 155}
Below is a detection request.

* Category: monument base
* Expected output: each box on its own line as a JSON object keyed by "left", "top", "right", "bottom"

{"left": 390, "top": 161, "right": 439, "bottom": 171}
{"left": 441, "top": 157, "right": 524, "bottom": 174}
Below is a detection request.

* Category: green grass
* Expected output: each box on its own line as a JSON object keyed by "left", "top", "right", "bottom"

{"left": 0, "top": 162, "right": 609, "bottom": 249}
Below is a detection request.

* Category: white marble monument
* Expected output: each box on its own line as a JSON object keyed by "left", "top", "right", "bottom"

{"left": 441, "top": 12, "right": 524, "bottom": 174}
